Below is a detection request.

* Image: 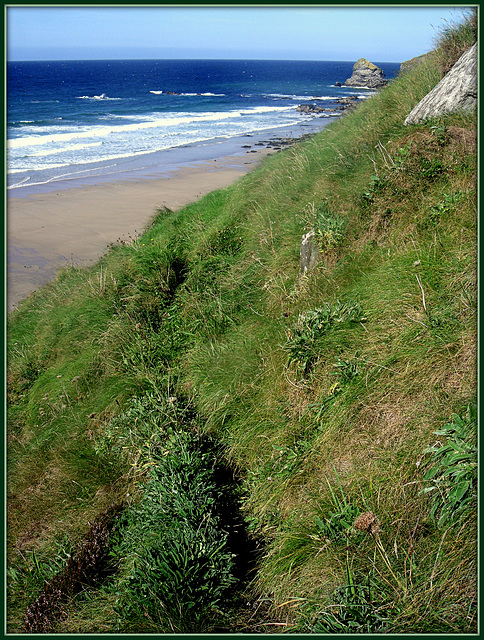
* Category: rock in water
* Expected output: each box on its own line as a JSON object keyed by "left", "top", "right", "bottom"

{"left": 404, "top": 42, "right": 477, "bottom": 125}
{"left": 343, "top": 58, "right": 388, "bottom": 89}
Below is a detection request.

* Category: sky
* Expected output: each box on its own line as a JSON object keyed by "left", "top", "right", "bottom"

{"left": 6, "top": 5, "right": 473, "bottom": 64}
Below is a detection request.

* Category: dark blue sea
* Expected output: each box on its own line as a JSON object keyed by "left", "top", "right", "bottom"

{"left": 7, "top": 59, "right": 400, "bottom": 192}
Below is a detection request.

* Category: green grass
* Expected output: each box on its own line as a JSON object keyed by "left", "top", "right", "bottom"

{"left": 7, "top": 16, "right": 477, "bottom": 634}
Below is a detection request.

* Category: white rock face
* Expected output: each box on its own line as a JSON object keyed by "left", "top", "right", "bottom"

{"left": 404, "top": 43, "right": 477, "bottom": 125}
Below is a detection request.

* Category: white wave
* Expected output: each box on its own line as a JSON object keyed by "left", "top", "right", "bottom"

{"left": 8, "top": 106, "right": 295, "bottom": 150}
{"left": 27, "top": 141, "right": 104, "bottom": 158}
{"left": 8, "top": 163, "right": 120, "bottom": 189}
{"left": 177, "top": 92, "right": 226, "bottom": 97}
{"left": 7, "top": 176, "right": 31, "bottom": 188}
{"left": 77, "top": 94, "right": 122, "bottom": 100}
{"left": 8, "top": 160, "right": 78, "bottom": 172}
{"left": 149, "top": 91, "right": 225, "bottom": 97}
{"left": 263, "top": 93, "right": 343, "bottom": 102}
{"left": 264, "top": 93, "right": 310, "bottom": 101}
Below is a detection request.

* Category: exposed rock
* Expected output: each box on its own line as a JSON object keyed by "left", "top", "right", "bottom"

{"left": 296, "top": 96, "right": 360, "bottom": 115}
{"left": 335, "top": 96, "right": 360, "bottom": 110}
{"left": 300, "top": 230, "right": 320, "bottom": 274}
{"left": 335, "top": 81, "right": 342, "bottom": 87}
{"left": 404, "top": 42, "right": 477, "bottom": 125}
{"left": 344, "top": 58, "right": 388, "bottom": 89}
{"left": 296, "top": 103, "right": 327, "bottom": 114}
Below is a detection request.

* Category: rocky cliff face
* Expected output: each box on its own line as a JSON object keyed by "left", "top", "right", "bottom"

{"left": 404, "top": 42, "right": 477, "bottom": 125}
{"left": 343, "top": 58, "right": 388, "bottom": 89}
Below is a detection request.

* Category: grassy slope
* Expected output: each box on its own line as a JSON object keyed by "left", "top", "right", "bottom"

{"left": 7, "top": 19, "right": 477, "bottom": 634}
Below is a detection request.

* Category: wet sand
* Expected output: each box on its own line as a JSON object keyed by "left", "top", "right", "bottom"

{"left": 7, "top": 151, "right": 268, "bottom": 313}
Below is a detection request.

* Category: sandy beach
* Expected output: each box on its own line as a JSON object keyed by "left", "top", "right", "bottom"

{"left": 7, "top": 150, "right": 268, "bottom": 313}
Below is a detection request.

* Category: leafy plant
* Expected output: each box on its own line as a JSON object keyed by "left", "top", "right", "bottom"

{"left": 360, "top": 175, "right": 385, "bottom": 205}
{"left": 112, "top": 431, "right": 237, "bottom": 632}
{"left": 422, "top": 191, "right": 463, "bottom": 228}
{"left": 430, "top": 122, "right": 448, "bottom": 146}
{"left": 419, "top": 403, "right": 477, "bottom": 527}
{"left": 284, "top": 300, "right": 365, "bottom": 374}
{"left": 392, "top": 142, "right": 412, "bottom": 170}
{"left": 314, "top": 502, "right": 360, "bottom": 543}
{"left": 314, "top": 202, "right": 346, "bottom": 250}
{"left": 94, "top": 392, "right": 196, "bottom": 468}
{"left": 300, "top": 579, "right": 390, "bottom": 634}
{"left": 332, "top": 352, "right": 365, "bottom": 384}
{"left": 419, "top": 157, "right": 444, "bottom": 179}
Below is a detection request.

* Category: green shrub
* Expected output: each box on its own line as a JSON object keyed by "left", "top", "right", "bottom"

{"left": 112, "top": 431, "right": 237, "bottom": 632}
{"left": 299, "top": 580, "right": 390, "bottom": 634}
{"left": 314, "top": 202, "right": 346, "bottom": 250}
{"left": 419, "top": 403, "right": 477, "bottom": 528}
{"left": 283, "top": 300, "right": 365, "bottom": 374}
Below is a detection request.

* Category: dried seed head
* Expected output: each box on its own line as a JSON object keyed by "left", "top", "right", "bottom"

{"left": 354, "top": 511, "right": 381, "bottom": 535}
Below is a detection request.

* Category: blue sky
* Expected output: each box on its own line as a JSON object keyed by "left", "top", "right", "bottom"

{"left": 7, "top": 5, "right": 473, "bottom": 63}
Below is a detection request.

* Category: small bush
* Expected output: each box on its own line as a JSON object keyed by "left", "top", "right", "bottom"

{"left": 314, "top": 203, "right": 346, "bottom": 251}
{"left": 419, "top": 402, "right": 477, "bottom": 528}
{"left": 112, "top": 431, "right": 237, "bottom": 632}
{"left": 284, "top": 300, "right": 365, "bottom": 374}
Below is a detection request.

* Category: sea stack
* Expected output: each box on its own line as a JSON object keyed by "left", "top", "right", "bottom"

{"left": 343, "top": 58, "right": 388, "bottom": 89}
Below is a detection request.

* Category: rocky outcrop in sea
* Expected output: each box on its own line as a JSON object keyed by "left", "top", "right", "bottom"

{"left": 296, "top": 96, "right": 360, "bottom": 116}
{"left": 343, "top": 58, "right": 388, "bottom": 89}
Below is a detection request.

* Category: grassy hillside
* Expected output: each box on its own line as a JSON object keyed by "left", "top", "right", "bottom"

{"left": 7, "top": 14, "right": 477, "bottom": 634}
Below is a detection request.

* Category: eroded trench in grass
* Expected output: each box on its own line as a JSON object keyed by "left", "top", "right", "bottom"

{"left": 22, "top": 418, "right": 268, "bottom": 634}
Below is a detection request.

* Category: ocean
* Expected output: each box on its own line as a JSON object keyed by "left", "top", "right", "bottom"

{"left": 7, "top": 59, "right": 401, "bottom": 194}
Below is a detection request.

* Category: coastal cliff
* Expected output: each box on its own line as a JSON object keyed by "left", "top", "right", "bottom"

{"left": 7, "top": 12, "right": 477, "bottom": 635}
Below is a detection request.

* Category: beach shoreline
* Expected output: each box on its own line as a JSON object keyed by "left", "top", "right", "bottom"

{"left": 7, "top": 147, "right": 270, "bottom": 314}
{"left": 7, "top": 117, "right": 335, "bottom": 314}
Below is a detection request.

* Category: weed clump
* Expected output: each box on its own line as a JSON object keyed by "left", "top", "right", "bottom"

{"left": 7, "top": 10, "right": 477, "bottom": 634}
{"left": 111, "top": 431, "right": 238, "bottom": 633}
{"left": 419, "top": 402, "right": 477, "bottom": 528}
{"left": 284, "top": 300, "right": 365, "bottom": 374}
